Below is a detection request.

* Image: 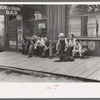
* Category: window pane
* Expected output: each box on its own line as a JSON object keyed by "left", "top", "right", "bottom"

{"left": 96, "top": 15, "right": 100, "bottom": 36}
{"left": 68, "top": 17, "right": 81, "bottom": 37}
{"left": 23, "top": 5, "right": 47, "bottom": 37}
{"left": 0, "top": 16, "right": 4, "bottom": 36}
{"left": 87, "top": 16, "right": 96, "bottom": 37}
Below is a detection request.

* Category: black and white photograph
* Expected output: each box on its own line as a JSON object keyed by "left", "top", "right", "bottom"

{"left": 0, "top": 3, "right": 100, "bottom": 83}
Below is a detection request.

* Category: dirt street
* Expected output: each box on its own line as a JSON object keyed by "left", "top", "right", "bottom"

{"left": 0, "top": 68, "right": 93, "bottom": 82}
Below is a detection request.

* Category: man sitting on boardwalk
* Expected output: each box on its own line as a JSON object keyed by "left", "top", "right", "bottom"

{"left": 21, "top": 38, "right": 28, "bottom": 55}
{"left": 34, "top": 36, "right": 45, "bottom": 57}
{"left": 72, "top": 40, "right": 82, "bottom": 58}
{"left": 56, "top": 33, "right": 68, "bottom": 55}
{"left": 42, "top": 37, "right": 51, "bottom": 57}
{"left": 55, "top": 33, "right": 70, "bottom": 62}
{"left": 66, "top": 34, "right": 76, "bottom": 56}
{"left": 28, "top": 35, "right": 38, "bottom": 58}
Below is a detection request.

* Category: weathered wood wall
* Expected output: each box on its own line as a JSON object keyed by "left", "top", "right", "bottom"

{"left": 47, "top": 5, "right": 65, "bottom": 42}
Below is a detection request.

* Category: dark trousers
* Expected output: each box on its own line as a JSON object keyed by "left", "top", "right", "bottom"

{"left": 42, "top": 49, "right": 49, "bottom": 57}
{"left": 28, "top": 44, "right": 34, "bottom": 56}
{"left": 34, "top": 46, "right": 44, "bottom": 56}
{"left": 58, "top": 44, "right": 65, "bottom": 54}
{"left": 58, "top": 44, "right": 66, "bottom": 59}
{"left": 22, "top": 44, "right": 28, "bottom": 55}
{"left": 66, "top": 46, "right": 73, "bottom": 56}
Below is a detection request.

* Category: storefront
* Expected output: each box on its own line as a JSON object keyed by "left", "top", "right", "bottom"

{"left": 65, "top": 5, "right": 100, "bottom": 56}
{"left": 23, "top": 5, "right": 47, "bottom": 39}
{"left": 0, "top": 5, "right": 23, "bottom": 51}
{"left": 47, "top": 5, "right": 100, "bottom": 56}
{"left": 1, "top": 4, "right": 99, "bottom": 56}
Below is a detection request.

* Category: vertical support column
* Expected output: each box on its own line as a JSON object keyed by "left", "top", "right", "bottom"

{"left": 5, "top": 15, "right": 9, "bottom": 50}
{"left": 62, "top": 5, "right": 65, "bottom": 35}
{"left": 58, "top": 5, "right": 62, "bottom": 35}
{"left": 47, "top": 5, "right": 50, "bottom": 39}
{"left": 57, "top": 5, "right": 66, "bottom": 38}
{"left": 47, "top": 5, "right": 66, "bottom": 41}
{"left": 52, "top": 5, "right": 58, "bottom": 41}
{"left": 47, "top": 5, "right": 66, "bottom": 58}
{"left": 47, "top": 5, "right": 53, "bottom": 58}
{"left": 65, "top": 5, "right": 69, "bottom": 37}
{"left": 49, "top": 5, "right": 53, "bottom": 41}
{"left": 81, "top": 16, "right": 88, "bottom": 36}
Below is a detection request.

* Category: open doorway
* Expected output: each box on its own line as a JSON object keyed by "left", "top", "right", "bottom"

{"left": 8, "top": 16, "right": 17, "bottom": 51}
{"left": 0, "top": 15, "right": 5, "bottom": 51}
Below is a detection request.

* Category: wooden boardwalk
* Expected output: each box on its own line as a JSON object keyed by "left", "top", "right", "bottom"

{"left": 0, "top": 51, "right": 100, "bottom": 81}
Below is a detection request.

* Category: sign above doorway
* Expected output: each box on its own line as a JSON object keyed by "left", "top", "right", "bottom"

{"left": 0, "top": 5, "right": 21, "bottom": 15}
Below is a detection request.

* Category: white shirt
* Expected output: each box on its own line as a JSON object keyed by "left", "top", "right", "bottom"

{"left": 36, "top": 38, "right": 45, "bottom": 46}
{"left": 69, "top": 38, "right": 76, "bottom": 47}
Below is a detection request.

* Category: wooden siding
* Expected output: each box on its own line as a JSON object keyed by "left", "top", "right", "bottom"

{"left": 47, "top": 5, "right": 65, "bottom": 41}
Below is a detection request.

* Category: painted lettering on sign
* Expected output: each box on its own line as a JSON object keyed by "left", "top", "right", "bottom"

{"left": 0, "top": 5, "right": 21, "bottom": 11}
{"left": 0, "top": 5, "right": 21, "bottom": 15}
{"left": 6, "top": 10, "right": 18, "bottom": 15}
{"left": 17, "top": 27, "right": 23, "bottom": 49}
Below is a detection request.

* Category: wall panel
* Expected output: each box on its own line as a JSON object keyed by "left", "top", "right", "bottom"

{"left": 47, "top": 5, "right": 65, "bottom": 41}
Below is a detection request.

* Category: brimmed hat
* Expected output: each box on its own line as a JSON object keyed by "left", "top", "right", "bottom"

{"left": 31, "top": 35, "right": 38, "bottom": 40}
{"left": 36, "top": 11, "right": 40, "bottom": 13}
{"left": 58, "top": 33, "right": 65, "bottom": 38}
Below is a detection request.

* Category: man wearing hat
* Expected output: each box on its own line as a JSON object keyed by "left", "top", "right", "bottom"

{"left": 56, "top": 33, "right": 68, "bottom": 56}
{"left": 67, "top": 34, "right": 76, "bottom": 56}
{"left": 28, "top": 35, "right": 38, "bottom": 58}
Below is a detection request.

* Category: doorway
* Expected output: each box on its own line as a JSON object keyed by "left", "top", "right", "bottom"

{"left": 0, "top": 15, "right": 5, "bottom": 51}
{"left": 8, "top": 16, "right": 17, "bottom": 51}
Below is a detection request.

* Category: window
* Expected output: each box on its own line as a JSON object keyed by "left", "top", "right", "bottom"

{"left": 87, "top": 15, "right": 100, "bottom": 37}
{"left": 87, "top": 16, "right": 96, "bottom": 37}
{"left": 0, "top": 16, "right": 4, "bottom": 36}
{"left": 23, "top": 5, "right": 47, "bottom": 37}
{"left": 67, "top": 17, "right": 81, "bottom": 37}
{"left": 96, "top": 15, "right": 100, "bottom": 36}
{"left": 66, "top": 5, "right": 100, "bottom": 38}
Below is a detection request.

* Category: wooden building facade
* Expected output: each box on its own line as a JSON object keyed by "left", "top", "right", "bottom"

{"left": 0, "top": 5, "right": 23, "bottom": 51}
{"left": 1, "top": 5, "right": 100, "bottom": 56}
{"left": 47, "top": 5, "right": 100, "bottom": 56}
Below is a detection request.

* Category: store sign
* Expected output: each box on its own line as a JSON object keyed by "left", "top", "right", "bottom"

{"left": 9, "top": 40, "right": 16, "bottom": 49}
{"left": 0, "top": 5, "right": 21, "bottom": 15}
{"left": 17, "top": 27, "right": 23, "bottom": 49}
{"left": 38, "top": 23, "right": 46, "bottom": 28}
{"left": 16, "top": 15, "right": 22, "bottom": 20}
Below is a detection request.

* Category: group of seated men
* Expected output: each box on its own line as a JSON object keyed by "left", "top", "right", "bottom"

{"left": 20, "top": 33, "right": 89, "bottom": 61}
{"left": 21, "top": 35, "right": 51, "bottom": 58}
{"left": 55, "top": 33, "right": 89, "bottom": 61}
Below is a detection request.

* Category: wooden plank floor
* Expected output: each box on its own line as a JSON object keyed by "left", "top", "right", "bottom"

{"left": 0, "top": 51, "right": 100, "bottom": 81}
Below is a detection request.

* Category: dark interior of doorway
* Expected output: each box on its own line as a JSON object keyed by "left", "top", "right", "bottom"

{"left": 8, "top": 16, "right": 17, "bottom": 51}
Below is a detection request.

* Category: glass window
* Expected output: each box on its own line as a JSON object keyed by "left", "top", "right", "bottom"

{"left": 23, "top": 5, "right": 47, "bottom": 37}
{"left": 87, "top": 15, "right": 100, "bottom": 37}
{"left": 87, "top": 16, "right": 96, "bottom": 37}
{"left": 0, "top": 16, "right": 4, "bottom": 36}
{"left": 68, "top": 17, "right": 81, "bottom": 37}
{"left": 96, "top": 15, "right": 100, "bottom": 36}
